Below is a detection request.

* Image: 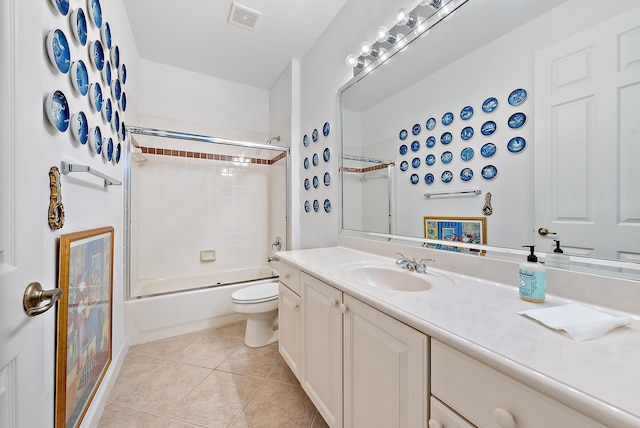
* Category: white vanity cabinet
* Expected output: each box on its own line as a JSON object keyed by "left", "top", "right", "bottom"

{"left": 278, "top": 262, "right": 301, "bottom": 380}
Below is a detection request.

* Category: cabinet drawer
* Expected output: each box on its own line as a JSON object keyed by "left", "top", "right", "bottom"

{"left": 430, "top": 397, "right": 474, "bottom": 428}
{"left": 431, "top": 340, "right": 605, "bottom": 428}
{"left": 278, "top": 261, "right": 300, "bottom": 294}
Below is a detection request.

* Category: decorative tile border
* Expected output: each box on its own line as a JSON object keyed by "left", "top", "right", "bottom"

{"left": 139, "top": 146, "right": 286, "bottom": 165}
{"left": 342, "top": 162, "right": 395, "bottom": 174}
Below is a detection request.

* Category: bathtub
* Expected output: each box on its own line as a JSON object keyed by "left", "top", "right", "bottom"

{"left": 125, "top": 267, "right": 279, "bottom": 345}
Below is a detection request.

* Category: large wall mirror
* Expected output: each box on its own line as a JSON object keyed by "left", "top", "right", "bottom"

{"left": 340, "top": 0, "right": 640, "bottom": 280}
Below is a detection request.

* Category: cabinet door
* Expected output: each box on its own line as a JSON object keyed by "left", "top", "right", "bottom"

{"left": 343, "top": 295, "right": 428, "bottom": 428}
{"left": 279, "top": 283, "right": 301, "bottom": 380}
{"left": 301, "top": 273, "right": 343, "bottom": 428}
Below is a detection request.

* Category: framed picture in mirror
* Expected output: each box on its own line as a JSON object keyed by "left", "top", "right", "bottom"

{"left": 424, "top": 216, "right": 486, "bottom": 254}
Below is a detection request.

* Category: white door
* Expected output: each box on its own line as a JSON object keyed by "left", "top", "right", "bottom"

{"left": 0, "top": 0, "right": 52, "bottom": 426}
{"left": 534, "top": 7, "right": 640, "bottom": 260}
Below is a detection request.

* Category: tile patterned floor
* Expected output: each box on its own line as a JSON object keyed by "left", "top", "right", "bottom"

{"left": 98, "top": 320, "right": 329, "bottom": 428}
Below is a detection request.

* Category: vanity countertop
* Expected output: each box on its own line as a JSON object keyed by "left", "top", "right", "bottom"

{"left": 277, "top": 246, "right": 640, "bottom": 427}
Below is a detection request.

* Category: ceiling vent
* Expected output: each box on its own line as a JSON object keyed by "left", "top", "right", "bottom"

{"left": 228, "top": 2, "right": 262, "bottom": 31}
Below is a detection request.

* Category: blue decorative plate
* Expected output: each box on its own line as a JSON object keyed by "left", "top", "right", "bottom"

{"left": 101, "top": 22, "right": 112, "bottom": 50}
{"left": 399, "top": 129, "right": 408, "bottom": 140}
{"left": 304, "top": 200, "right": 310, "bottom": 213}
{"left": 440, "top": 132, "right": 452, "bottom": 145}
{"left": 412, "top": 157, "right": 421, "bottom": 168}
{"left": 102, "top": 97, "right": 112, "bottom": 123}
{"left": 425, "top": 118, "right": 436, "bottom": 130}
{"left": 112, "top": 78, "right": 122, "bottom": 101}
{"left": 46, "top": 30, "right": 71, "bottom": 74}
{"left": 412, "top": 123, "right": 421, "bottom": 135}
{"left": 460, "top": 126, "right": 474, "bottom": 141}
{"left": 323, "top": 122, "right": 330, "bottom": 137}
{"left": 426, "top": 154, "right": 436, "bottom": 166}
{"left": 426, "top": 136, "right": 436, "bottom": 148}
{"left": 441, "top": 112, "right": 454, "bottom": 126}
{"left": 508, "top": 112, "right": 526, "bottom": 129}
{"left": 400, "top": 161, "right": 408, "bottom": 171}
{"left": 45, "top": 90, "right": 70, "bottom": 132}
{"left": 482, "top": 97, "right": 498, "bottom": 113}
{"left": 441, "top": 171, "right": 453, "bottom": 183}
{"left": 114, "top": 142, "right": 121, "bottom": 163}
{"left": 424, "top": 173, "right": 434, "bottom": 185}
{"left": 481, "top": 165, "right": 498, "bottom": 180}
{"left": 104, "top": 137, "right": 114, "bottom": 161}
{"left": 71, "top": 111, "right": 88, "bottom": 144}
{"left": 312, "top": 153, "right": 319, "bottom": 166}
{"left": 313, "top": 176, "right": 319, "bottom": 188}
{"left": 120, "top": 92, "right": 127, "bottom": 111}
{"left": 88, "top": 0, "right": 103, "bottom": 28}
{"left": 102, "top": 60, "right": 112, "bottom": 86}
{"left": 89, "top": 126, "right": 102, "bottom": 154}
{"left": 312, "top": 128, "right": 318, "bottom": 142}
{"left": 460, "top": 106, "right": 474, "bottom": 120}
{"left": 508, "top": 88, "right": 527, "bottom": 106}
{"left": 303, "top": 157, "right": 309, "bottom": 169}
{"left": 70, "top": 8, "right": 88, "bottom": 46}
{"left": 303, "top": 134, "right": 308, "bottom": 147}
{"left": 324, "top": 172, "right": 331, "bottom": 186}
{"left": 324, "top": 199, "right": 332, "bottom": 213}
{"left": 119, "top": 122, "right": 126, "bottom": 141}
{"left": 507, "top": 136, "right": 526, "bottom": 153}
{"left": 304, "top": 178, "right": 310, "bottom": 190}
{"left": 71, "top": 60, "right": 89, "bottom": 96}
{"left": 461, "top": 147, "right": 474, "bottom": 161}
{"left": 480, "top": 143, "right": 496, "bottom": 158}
{"left": 410, "top": 174, "right": 419, "bottom": 185}
{"left": 89, "top": 82, "right": 102, "bottom": 112}
{"left": 50, "top": 0, "right": 70, "bottom": 15}
{"left": 119, "top": 63, "right": 127, "bottom": 84}
{"left": 89, "top": 39, "right": 105, "bottom": 71}
{"left": 411, "top": 140, "right": 420, "bottom": 152}
{"left": 460, "top": 168, "right": 473, "bottom": 182}
{"left": 111, "top": 45, "right": 120, "bottom": 68}
{"left": 323, "top": 148, "right": 330, "bottom": 162}
{"left": 441, "top": 151, "right": 453, "bottom": 164}
{"left": 399, "top": 144, "right": 408, "bottom": 155}
{"left": 112, "top": 110, "right": 120, "bottom": 132}
{"left": 481, "top": 121, "right": 496, "bottom": 136}
{"left": 313, "top": 200, "right": 319, "bottom": 212}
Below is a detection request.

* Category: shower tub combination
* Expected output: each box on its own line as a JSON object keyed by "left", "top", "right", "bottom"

{"left": 124, "top": 127, "right": 289, "bottom": 345}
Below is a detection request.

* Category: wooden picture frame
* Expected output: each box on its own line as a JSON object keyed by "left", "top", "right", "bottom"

{"left": 423, "top": 216, "right": 486, "bottom": 254}
{"left": 55, "top": 226, "right": 114, "bottom": 428}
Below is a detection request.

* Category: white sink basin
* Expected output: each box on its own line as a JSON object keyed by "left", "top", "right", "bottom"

{"left": 339, "top": 260, "right": 453, "bottom": 292}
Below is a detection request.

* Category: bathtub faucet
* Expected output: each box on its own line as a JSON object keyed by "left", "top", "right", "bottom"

{"left": 268, "top": 256, "right": 279, "bottom": 262}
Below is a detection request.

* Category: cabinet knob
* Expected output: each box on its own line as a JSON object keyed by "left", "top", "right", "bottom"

{"left": 493, "top": 408, "right": 516, "bottom": 428}
{"left": 330, "top": 298, "right": 339, "bottom": 307}
{"left": 285, "top": 273, "right": 290, "bottom": 279}
{"left": 339, "top": 303, "right": 349, "bottom": 314}
{"left": 428, "top": 419, "right": 444, "bottom": 428}
{"left": 293, "top": 303, "right": 299, "bottom": 310}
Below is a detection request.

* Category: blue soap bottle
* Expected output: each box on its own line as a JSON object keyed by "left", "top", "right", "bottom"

{"left": 519, "top": 245, "right": 546, "bottom": 303}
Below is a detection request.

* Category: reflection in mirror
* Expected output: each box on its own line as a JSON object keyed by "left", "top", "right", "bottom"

{"left": 340, "top": 0, "right": 640, "bottom": 279}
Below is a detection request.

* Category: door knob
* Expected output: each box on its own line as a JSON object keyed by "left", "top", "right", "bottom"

{"left": 537, "top": 227, "right": 557, "bottom": 236}
{"left": 23, "top": 282, "right": 63, "bottom": 317}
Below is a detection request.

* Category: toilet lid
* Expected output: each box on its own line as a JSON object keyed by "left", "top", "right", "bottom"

{"left": 231, "top": 282, "right": 279, "bottom": 304}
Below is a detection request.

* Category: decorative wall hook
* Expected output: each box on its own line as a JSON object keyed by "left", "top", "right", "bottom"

{"left": 482, "top": 192, "right": 493, "bottom": 216}
{"left": 48, "top": 166, "right": 65, "bottom": 230}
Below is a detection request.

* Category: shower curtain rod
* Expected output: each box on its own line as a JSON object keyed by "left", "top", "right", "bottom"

{"left": 127, "top": 126, "right": 290, "bottom": 153}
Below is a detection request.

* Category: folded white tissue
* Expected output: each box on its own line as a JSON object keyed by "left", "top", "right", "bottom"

{"left": 518, "top": 304, "right": 632, "bottom": 341}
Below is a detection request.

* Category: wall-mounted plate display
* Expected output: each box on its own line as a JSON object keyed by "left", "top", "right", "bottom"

{"left": 441, "top": 151, "right": 453, "bottom": 164}
{"left": 324, "top": 172, "right": 331, "bottom": 186}
{"left": 304, "top": 200, "right": 310, "bottom": 213}
{"left": 426, "top": 118, "right": 436, "bottom": 130}
{"left": 399, "top": 144, "right": 408, "bottom": 155}
{"left": 70, "top": 111, "right": 88, "bottom": 144}
{"left": 111, "top": 78, "right": 121, "bottom": 101}
{"left": 411, "top": 140, "right": 420, "bottom": 152}
{"left": 101, "top": 22, "right": 112, "bottom": 50}
{"left": 440, "top": 132, "right": 452, "bottom": 145}
{"left": 103, "top": 137, "right": 113, "bottom": 161}
{"left": 480, "top": 142, "right": 496, "bottom": 158}
{"left": 425, "top": 136, "right": 436, "bottom": 148}
{"left": 303, "top": 157, "right": 309, "bottom": 169}
{"left": 88, "top": 0, "right": 103, "bottom": 28}
{"left": 460, "top": 106, "right": 473, "bottom": 120}
{"left": 410, "top": 174, "right": 419, "bottom": 185}
{"left": 46, "top": 29, "right": 71, "bottom": 74}
{"left": 312, "top": 153, "right": 319, "bottom": 166}
{"left": 324, "top": 199, "right": 331, "bottom": 213}
{"left": 482, "top": 97, "right": 498, "bottom": 113}
{"left": 508, "top": 88, "right": 527, "bottom": 106}
{"left": 70, "top": 60, "right": 89, "bottom": 96}
{"left": 399, "top": 129, "right": 408, "bottom": 140}
{"left": 101, "top": 60, "right": 112, "bottom": 86}
{"left": 481, "top": 165, "right": 498, "bottom": 180}
{"left": 119, "top": 63, "right": 127, "bottom": 84}
{"left": 313, "top": 176, "right": 319, "bottom": 188}
{"left": 70, "top": 8, "right": 88, "bottom": 46}
{"left": 412, "top": 123, "right": 421, "bottom": 135}
{"left": 460, "top": 147, "right": 474, "bottom": 161}
{"left": 102, "top": 97, "right": 112, "bottom": 123}
{"left": 303, "top": 134, "right": 309, "bottom": 147}
{"left": 120, "top": 92, "right": 127, "bottom": 111}
{"left": 441, "top": 170, "right": 453, "bottom": 183}
{"left": 45, "top": 90, "right": 70, "bottom": 132}
{"left": 89, "top": 82, "right": 102, "bottom": 112}
{"left": 441, "top": 112, "right": 454, "bottom": 126}
{"left": 412, "top": 157, "right": 421, "bottom": 168}
{"left": 460, "top": 168, "right": 473, "bottom": 182}
{"left": 460, "top": 126, "right": 474, "bottom": 141}
{"left": 323, "top": 122, "right": 330, "bottom": 137}
{"left": 313, "top": 200, "right": 319, "bottom": 212}
{"left": 426, "top": 154, "right": 436, "bottom": 166}
{"left": 89, "top": 39, "right": 105, "bottom": 71}
{"left": 323, "top": 148, "right": 330, "bottom": 162}
{"left": 507, "top": 136, "right": 526, "bottom": 153}
{"left": 110, "top": 45, "right": 120, "bottom": 68}
{"left": 112, "top": 110, "right": 120, "bottom": 133}
{"left": 312, "top": 128, "right": 318, "bottom": 142}
{"left": 481, "top": 121, "right": 496, "bottom": 136}
{"left": 114, "top": 142, "right": 121, "bottom": 164}
{"left": 400, "top": 161, "right": 408, "bottom": 171}
{"left": 304, "top": 178, "right": 310, "bottom": 190}
{"left": 424, "top": 173, "right": 434, "bottom": 185}
{"left": 89, "top": 126, "right": 102, "bottom": 154}
{"left": 508, "top": 112, "right": 526, "bottom": 129}
{"left": 50, "top": 0, "right": 70, "bottom": 15}
{"left": 119, "top": 122, "right": 126, "bottom": 141}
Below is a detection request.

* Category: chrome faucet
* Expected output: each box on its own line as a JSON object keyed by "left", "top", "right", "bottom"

{"left": 268, "top": 256, "right": 279, "bottom": 262}
{"left": 395, "top": 252, "right": 435, "bottom": 274}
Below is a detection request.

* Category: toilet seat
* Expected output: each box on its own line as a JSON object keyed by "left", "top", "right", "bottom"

{"left": 231, "top": 282, "right": 279, "bottom": 304}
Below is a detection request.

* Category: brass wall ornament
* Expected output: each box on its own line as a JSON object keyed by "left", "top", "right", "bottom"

{"left": 48, "top": 166, "right": 65, "bottom": 230}
{"left": 482, "top": 192, "right": 493, "bottom": 216}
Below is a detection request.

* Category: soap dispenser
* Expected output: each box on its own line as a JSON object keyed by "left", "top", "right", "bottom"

{"left": 546, "top": 240, "right": 570, "bottom": 269}
{"left": 519, "top": 245, "right": 546, "bottom": 303}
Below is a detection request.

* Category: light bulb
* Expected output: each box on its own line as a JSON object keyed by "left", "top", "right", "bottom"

{"left": 360, "top": 41, "right": 373, "bottom": 56}
{"left": 376, "top": 26, "right": 389, "bottom": 43}
{"left": 346, "top": 54, "right": 360, "bottom": 68}
{"left": 394, "top": 8, "right": 409, "bottom": 26}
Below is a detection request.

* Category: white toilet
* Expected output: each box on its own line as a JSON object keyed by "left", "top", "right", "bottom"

{"left": 231, "top": 282, "right": 279, "bottom": 347}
